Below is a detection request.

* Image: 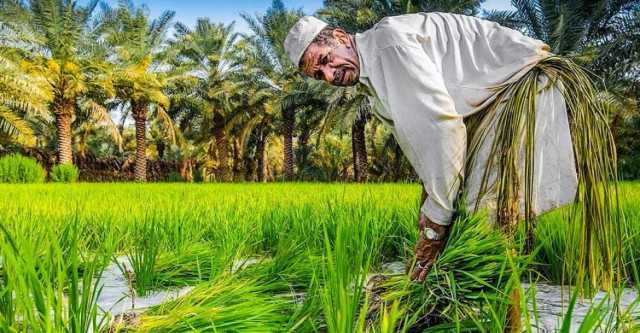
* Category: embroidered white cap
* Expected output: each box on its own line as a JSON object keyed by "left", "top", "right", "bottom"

{"left": 284, "top": 16, "right": 328, "bottom": 67}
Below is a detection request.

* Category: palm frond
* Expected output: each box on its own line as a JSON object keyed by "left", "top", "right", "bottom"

{"left": 513, "top": 0, "right": 546, "bottom": 41}
{"left": 481, "top": 10, "right": 523, "bottom": 30}
{"left": 0, "top": 105, "right": 35, "bottom": 146}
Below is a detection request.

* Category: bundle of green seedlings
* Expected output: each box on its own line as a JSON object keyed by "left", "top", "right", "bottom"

{"left": 378, "top": 211, "right": 524, "bottom": 332}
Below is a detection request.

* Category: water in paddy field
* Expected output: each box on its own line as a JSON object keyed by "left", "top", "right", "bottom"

{"left": 95, "top": 260, "right": 639, "bottom": 331}
{"left": 521, "top": 283, "right": 639, "bottom": 332}
{"left": 380, "top": 262, "right": 640, "bottom": 332}
{"left": 97, "top": 257, "right": 192, "bottom": 317}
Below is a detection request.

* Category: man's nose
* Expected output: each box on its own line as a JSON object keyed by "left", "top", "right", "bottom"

{"left": 321, "top": 67, "right": 334, "bottom": 83}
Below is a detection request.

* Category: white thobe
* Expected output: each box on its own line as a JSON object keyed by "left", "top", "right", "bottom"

{"left": 355, "top": 12, "right": 578, "bottom": 225}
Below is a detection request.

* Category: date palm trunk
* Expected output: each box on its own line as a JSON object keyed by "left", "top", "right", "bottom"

{"left": 214, "top": 124, "right": 230, "bottom": 182}
{"left": 282, "top": 108, "right": 295, "bottom": 181}
{"left": 243, "top": 145, "right": 255, "bottom": 181}
{"left": 232, "top": 138, "right": 241, "bottom": 181}
{"left": 298, "top": 127, "right": 311, "bottom": 172}
{"left": 181, "top": 159, "right": 193, "bottom": 182}
{"left": 55, "top": 108, "right": 74, "bottom": 165}
{"left": 369, "top": 120, "right": 378, "bottom": 173}
{"left": 132, "top": 102, "right": 148, "bottom": 182}
{"left": 352, "top": 115, "right": 368, "bottom": 182}
{"left": 394, "top": 141, "right": 403, "bottom": 181}
{"left": 256, "top": 125, "right": 267, "bottom": 183}
{"left": 157, "top": 141, "right": 165, "bottom": 160}
{"left": 351, "top": 126, "right": 360, "bottom": 182}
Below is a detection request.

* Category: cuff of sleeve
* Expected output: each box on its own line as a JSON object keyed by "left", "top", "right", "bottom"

{"left": 421, "top": 198, "right": 453, "bottom": 226}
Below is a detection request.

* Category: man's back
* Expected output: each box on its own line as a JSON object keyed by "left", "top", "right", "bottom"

{"left": 357, "top": 12, "right": 550, "bottom": 116}
{"left": 354, "top": 12, "right": 561, "bottom": 224}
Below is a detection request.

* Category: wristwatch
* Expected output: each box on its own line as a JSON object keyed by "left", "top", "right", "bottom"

{"left": 423, "top": 227, "right": 443, "bottom": 241}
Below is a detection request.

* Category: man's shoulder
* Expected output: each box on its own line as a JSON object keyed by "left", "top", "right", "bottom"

{"left": 363, "top": 12, "right": 483, "bottom": 49}
{"left": 360, "top": 13, "right": 427, "bottom": 51}
{"left": 372, "top": 12, "right": 480, "bottom": 28}
{"left": 369, "top": 12, "right": 498, "bottom": 34}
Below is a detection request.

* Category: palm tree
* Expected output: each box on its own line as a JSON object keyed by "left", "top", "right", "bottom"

{"left": 99, "top": 2, "right": 174, "bottom": 181}
{"left": 228, "top": 44, "right": 281, "bottom": 182}
{"left": 483, "top": 0, "right": 639, "bottom": 56}
{"left": 227, "top": 79, "right": 276, "bottom": 180}
{"left": 168, "top": 19, "right": 242, "bottom": 181}
{"left": 320, "top": 0, "right": 484, "bottom": 30}
{"left": 242, "top": 0, "right": 323, "bottom": 181}
{"left": 0, "top": 0, "right": 111, "bottom": 165}
{"left": 317, "top": 86, "right": 371, "bottom": 181}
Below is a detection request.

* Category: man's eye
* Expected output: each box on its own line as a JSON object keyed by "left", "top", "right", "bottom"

{"left": 321, "top": 54, "right": 329, "bottom": 65}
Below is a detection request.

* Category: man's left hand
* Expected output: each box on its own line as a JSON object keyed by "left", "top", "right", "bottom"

{"left": 410, "top": 213, "right": 449, "bottom": 281}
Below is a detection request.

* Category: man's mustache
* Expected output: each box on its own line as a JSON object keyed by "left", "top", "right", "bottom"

{"left": 333, "top": 68, "right": 345, "bottom": 85}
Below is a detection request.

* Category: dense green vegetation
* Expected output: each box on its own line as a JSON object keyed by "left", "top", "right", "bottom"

{"left": 0, "top": 183, "right": 638, "bottom": 331}
{"left": 0, "top": 0, "right": 637, "bottom": 182}
{"left": 0, "top": 153, "right": 45, "bottom": 182}
{"left": 50, "top": 163, "right": 79, "bottom": 182}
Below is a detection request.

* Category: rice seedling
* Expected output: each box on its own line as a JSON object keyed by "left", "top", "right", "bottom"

{"left": 121, "top": 217, "right": 164, "bottom": 297}
{"left": 153, "top": 242, "right": 228, "bottom": 288}
{"left": 554, "top": 287, "right": 640, "bottom": 332}
{"left": 318, "top": 218, "right": 373, "bottom": 333}
{"left": 0, "top": 218, "right": 110, "bottom": 332}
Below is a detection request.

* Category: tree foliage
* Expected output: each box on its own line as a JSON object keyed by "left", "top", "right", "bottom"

{"left": 0, "top": 0, "right": 638, "bottom": 182}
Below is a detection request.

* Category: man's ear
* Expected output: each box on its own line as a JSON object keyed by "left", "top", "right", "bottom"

{"left": 331, "top": 28, "right": 350, "bottom": 47}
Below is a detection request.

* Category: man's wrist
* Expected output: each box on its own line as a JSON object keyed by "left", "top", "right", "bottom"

{"left": 425, "top": 219, "right": 447, "bottom": 235}
{"left": 420, "top": 215, "right": 448, "bottom": 240}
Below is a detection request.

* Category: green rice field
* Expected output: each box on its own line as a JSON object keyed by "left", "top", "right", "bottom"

{"left": 1, "top": 182, "right": 639, "bottom": 332}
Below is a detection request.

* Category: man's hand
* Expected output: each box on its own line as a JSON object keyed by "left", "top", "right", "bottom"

{"left": 410, "top": 213, "right": 449, "bottom": 281}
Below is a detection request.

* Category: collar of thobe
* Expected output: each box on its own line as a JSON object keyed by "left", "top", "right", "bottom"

{"left": 354, "top": 32, "right": 375, "bottom": 95}
{"left": 354, "top": 32, "right": 369, "bottom": 81}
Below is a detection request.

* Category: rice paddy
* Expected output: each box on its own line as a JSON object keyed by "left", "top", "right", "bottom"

{"left": 0, "top": 182, "right": 639, "bottom": 331}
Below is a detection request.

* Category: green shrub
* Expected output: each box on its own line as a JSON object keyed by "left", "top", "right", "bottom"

{"left": 167, "top": 171, "right": 184, "bottom": 182}
{"left": 193, "top": 167, "right": 204, "bottom": 183}
{"left": 0, "top": 154, "right": 45, "bottom": 183}
{"left": 50, "top": 164, "right": 79, "bottom": 183}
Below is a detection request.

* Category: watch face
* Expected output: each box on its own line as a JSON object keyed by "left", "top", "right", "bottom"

{"left": 425, "top": 228, "right": 440, "bottom": 240}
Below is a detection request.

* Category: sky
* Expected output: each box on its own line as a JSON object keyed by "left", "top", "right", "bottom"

{"left": 85, "top": 0, "right": 514, "bottom": 34}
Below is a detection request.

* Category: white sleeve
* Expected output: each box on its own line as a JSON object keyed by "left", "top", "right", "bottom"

{"left": 375, "top": 44, "right": 466, "bottom": 225}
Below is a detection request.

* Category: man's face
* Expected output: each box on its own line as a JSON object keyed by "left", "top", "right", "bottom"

{"left": 299, "top": 29, "right": 360, "bottom": 87}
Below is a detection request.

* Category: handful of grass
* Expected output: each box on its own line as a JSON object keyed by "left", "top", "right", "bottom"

{"left": 380, "top": 211, "right": 521, "bottom": 329}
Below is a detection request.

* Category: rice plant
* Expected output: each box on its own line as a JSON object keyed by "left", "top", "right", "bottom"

{"left": 0, "top": 219, "right": 110, "bottom": 332}
{"left": 318, "top": 218, "right": 373, "bottom": 333}
{"left": 122, "top": 217, "right": 164, "bottom": 296}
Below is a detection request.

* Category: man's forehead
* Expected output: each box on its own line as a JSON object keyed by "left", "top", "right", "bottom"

{"left": 300, "top": 43, "right": 322, "bottom": 73}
